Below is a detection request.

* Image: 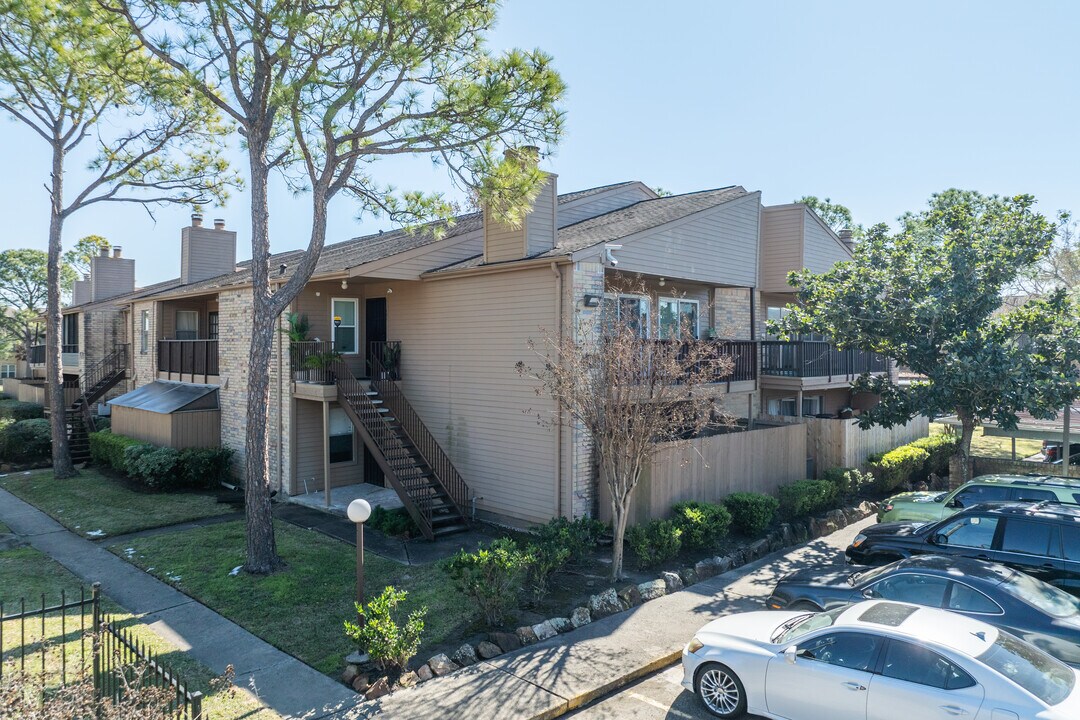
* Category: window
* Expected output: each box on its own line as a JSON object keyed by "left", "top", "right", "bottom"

{"left": 796, "top": 632, "right": 883, "bottom": 672}
{"left": 978, "top": 632, "right": 1074, "bottom": 705}
{"left": 866, "top": 574, "right": 949, "bottom": 607}
{"left": 1063, "top": 525, "right": 1080, "bottom": 562}
{"left": 767, "top": 397, "right": 798, "bottom": 417}
{"left": 62, "top": 314, "right": 78, "bottom": 352}
{"left": 175, "top": 311, "right": 198, "bottom": 340}
{"left": 802, "top": 395, "right": 823, "bottom": 416}
{"left": 951, "top": 484, "right": 1011, "bottom": 509}
{"left": 601, "top": 294, "right": 650, "bottom": 339}
{"left": 946, "top": 582, "right": 1002, "bottom": 614}
{"left": 328, "top": 407, "right": 354, "bottom": 463}
{"left": 0, "top": 364, "right": 14, "bottom": 378}
{"left": 881, "top": 640, "right": 976, "bottom": 690}
{"left": 332, "top": 298, "right": 358, "bottom": 354}
{"left": 658, "top": 298, "right": 699, "bottom": 339}
{"left": 999, "top": 519, "right": 1054, "bottom": 557}
{"left": 1010, "top": 487, "right": 1056, "bottom": 503}
{"left": 936, "top": 515, "right": 999, "bottom": 549}
{"left": 139, "top": 310, "right": 150, "bottom": 354}
{"left": 208, "top": 312, "right": 219, "bottom": 340}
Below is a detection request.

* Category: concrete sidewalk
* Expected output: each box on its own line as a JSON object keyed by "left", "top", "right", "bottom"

{"left": 0, "top": 487, "right": 363, "bottom": 720}
{"left": 339, "top": 516, "right": 871, "bottom": 720}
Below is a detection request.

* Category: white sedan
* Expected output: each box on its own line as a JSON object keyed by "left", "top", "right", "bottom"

{"left": 681, "top": 599, "right": 1080, "bottom": 719}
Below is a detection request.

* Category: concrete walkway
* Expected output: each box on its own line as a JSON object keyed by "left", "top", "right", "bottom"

{"left": 0, "top": 487, "right": 362, "bottom": 720}
{"left": 336, "top": 516, "right": 872, "bottom": 720}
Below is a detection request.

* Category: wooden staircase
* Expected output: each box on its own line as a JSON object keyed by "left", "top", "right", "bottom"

{"left": 67, "top": 345, "right": 129, "bottom": 462}
{"left": 331, "top": 344, "right": 470, "bottom": 541}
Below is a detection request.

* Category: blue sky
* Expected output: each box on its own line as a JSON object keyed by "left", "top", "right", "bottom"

{"left": 1, "top": 0, "right": 1078, "bottom": 284}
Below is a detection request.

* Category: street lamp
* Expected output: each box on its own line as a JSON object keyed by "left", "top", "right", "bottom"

{"left": 347, "top": 498, "right": 371, "bottom": 623}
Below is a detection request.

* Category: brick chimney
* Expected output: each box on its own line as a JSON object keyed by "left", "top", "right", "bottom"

{"left": 482, "top": 146, "right": 558, "bottom": 263}
{"left": 838, "top": 228, "right": 856, "bottom": 254}
{"left": 181, "top": 214, "right": 237, "bottom": 285}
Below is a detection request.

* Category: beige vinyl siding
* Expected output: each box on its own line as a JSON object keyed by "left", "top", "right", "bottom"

{"left": 180, "top": 225, "right": 237, "bottom": 285}
{"left": 350, "top": 232, "right": 484, "bottom": 280}
{"left": 159, "top": 298, "right": 218, "bottom": 340}
{"left": 759, "top": 205, "right": 804, "bottom": 293}
{"left": 802, "top": 208, "right": 852, "bottom": 274}
{"left": 293, "top": 280, "right": 370, "bottom": 377}
{"left": 292, "top": 398, "right": 361, "bottom": 492}
{"left": 525, "top": 177, "right": 557, "bottom": 256}
{"left": 558, "top": 184, "right": 655, "bottom": 227}
{"left": 603, "top": 192, "right": 761, "bottom": 288}
{"left": 88, "top": 255, "right": 135, "bottom": 302}
{"left": 387, "top": 268, "right": 559, "bottom": 524}
{"left": 112, "top": 407, "right": 221, "bottom": 448}
{"left": 483, "top": 211, "right": 526, "bottom": 263}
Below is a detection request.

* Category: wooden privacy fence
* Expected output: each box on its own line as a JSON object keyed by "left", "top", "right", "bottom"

{"left": 759, "top": 414, "right": 929, "bottom": 473}
{"left": 600, "top": 424, "right": 807, "bottom": 526}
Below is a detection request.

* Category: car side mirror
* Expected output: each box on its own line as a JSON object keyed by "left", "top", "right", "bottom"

{"left": 946, "top": 498, "right": 961, "bottom": 509}
{"left": 784, "top": 645, "right": 798, "bottom": 665}
{"left": 930, "top": 533, "right": 949, "bottom": 546}
{"left": 861, "top": 587, "right": 874, "bottom": 599}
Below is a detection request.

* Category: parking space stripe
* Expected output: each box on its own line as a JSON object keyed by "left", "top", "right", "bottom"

{"left": 627, "top": 691, "right": 697, "bottom": 719}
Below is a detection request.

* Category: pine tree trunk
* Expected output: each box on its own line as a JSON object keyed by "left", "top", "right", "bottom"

{"left": 47, "top": 144, "right": 74, "bottom": 478}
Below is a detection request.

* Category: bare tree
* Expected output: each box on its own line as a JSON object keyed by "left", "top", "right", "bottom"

{"left": 518, "top": 289, "right": 735, "bottom": 580}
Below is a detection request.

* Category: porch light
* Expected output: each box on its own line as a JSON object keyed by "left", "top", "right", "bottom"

{"left": 658, "top": 277, "right": 666, "bottom": 287}
{"left": 341, "top": 279, "right": 349, "bottom": 290}
{"left": 583, "top": 294, "right": 601, "bottom": 308}
{"left": 347, "top": 499, "right": 372, "bottom": 625}
{"left": 333, "top": 315, "right": 342, "bottom": 328}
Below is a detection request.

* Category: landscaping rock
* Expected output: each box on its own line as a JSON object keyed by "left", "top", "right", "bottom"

{"left": 342, "top": 665, "right": 359, "bottom": 685}
{"left": 515, "top": 626, "right": 539, "bottom": 646}
{"left": 397, "top": 671, "right": 418, "bottom": 689}
{"left": 638, "top": 579, "right": 666, "bottom": 601}
{"left": 779, "top": 523, "right": 795, "bottom": 547}
{"left": 477, "top": 641, "right": 503, "bottom": 659}
{"left": 489, "top": 632, "right": 522, "bottom": 653}
{"left": 618, "top": 584, "right": 642, "bottom": 608}
{"left": 679, "top": 567, "right": 698, "bottom": 586}
{"left": 427, "top": 654, "right": 458, "bottom": 677}
{"left": 827, "top": 509, "right": 847, "bottom": 529}
{"left": 695, "top": 557, "right": 719, "bottom": 579}
{"left": 715, "top": 555, "right": 732, "bottom": 573}
{"left": 571, "top": 606, "right": 592, "bottom": 628}
{"left": 589, "top": 588, "right": 622, "bottom": 618}
{"left": 660, "top": 571, "right": 683, "bottom": 593}
{"left": 532, "top": 620, "right": 558, "bottom": 641}
{"left": 549, "top": 617, "right": 573, "bottom": 634}
{"left": 858, "top": 500, "right": 877, "bottom": 517}
{"left": 415, "top": 664, "right": 434, "bottom": 682}
{"left": 352, "top": 674, "right": 370, "bottom": 693}
{"left": 452, "top": 643, "right": 478, "bottom": 667}
{"left": 749, "top": 538, "right": 769, "bottom": 560}
{"left": 365, "top": 677, "right": 390, "bottom": 701}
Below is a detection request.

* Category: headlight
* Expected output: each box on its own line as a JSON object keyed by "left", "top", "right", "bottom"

{"left": 851, "top": 534, "right": 868, "bottom": 548}
{"left": 687, "top": 637, "right": 704, "bottom": 654}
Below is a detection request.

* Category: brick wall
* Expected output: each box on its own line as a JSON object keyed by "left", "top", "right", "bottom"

{"left": 131, "top": 300, "right": 156, "bottom": 387}
{"left": 713, "top": 287, "right": 754, "bottom": 339}
{"left": 569, "top": 261, "right": 605, "bottom": 519}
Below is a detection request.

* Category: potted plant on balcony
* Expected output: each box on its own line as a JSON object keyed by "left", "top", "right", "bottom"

{"left": 284, "top": 312, "right": 312, "bottom": 381}
{"left": 380, "top": 343, "right": 401, "bottom": 381}
{"left": 305, "top": 350, "right": 343, "bottom": 384}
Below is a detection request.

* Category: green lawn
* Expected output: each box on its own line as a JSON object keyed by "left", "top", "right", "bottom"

{"left": 0, "top": 520, "right": 9, "bottom": 534}
{"left": 931, "top": 423, "right": 1043, "bottom": 459}
{"left": 0, "top": 544, "right": 277, "bottom": 720}
{"left": 0, "top": 468, "right": 234, "bottom": 539}
{"left": 109, "top": 520, "right": 476, "bottom": 676}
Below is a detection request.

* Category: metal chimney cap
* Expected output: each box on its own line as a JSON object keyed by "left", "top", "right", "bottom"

{"left": 112, "top": 246, "right": 122, "bottom": 258}
{"left": 213, "top": 218, "right": 225, "bottom": 229}
{"left": 191, "top": 213, "right": 203, "bottom": 227}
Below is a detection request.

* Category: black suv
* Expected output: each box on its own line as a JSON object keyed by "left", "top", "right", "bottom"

{"left": 845, "top": 502, "right": 1080, "bottom": 596}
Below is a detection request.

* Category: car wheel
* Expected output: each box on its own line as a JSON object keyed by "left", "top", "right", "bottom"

{"left": 787, "top": 600, "right": 820, "bottom": 612}
{"left": 695, "top": 662, "right": 748, "bottom": 718}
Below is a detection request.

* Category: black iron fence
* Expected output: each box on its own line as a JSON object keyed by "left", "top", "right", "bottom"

{"left": 28, "top": 344, "right": 45, "bottom": 365}
{"left": 158, "top": 339, "right": 219, "bottom": 377}
{"left": 760, "top": 340, "right": 888, "bottom": 378}
{"left": 0, "top": 582, "right": 205, "bottom": 719}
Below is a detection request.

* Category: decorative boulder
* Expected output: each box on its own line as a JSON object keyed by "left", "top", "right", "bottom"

{"left": 637, "top": 579, "right": 667, "bottom": 601}
{"left": 749, "top": 538, "right": 769, "bottom": 560}
{"left": 679, "top": 567, "right": 698, "bottom": 586}
{"left": 588, "top": 588, "right": 622, "bottom": 618}
{"left": 549, "top": 617, "right": 574, "bottom": 634}
{"left": 617, "top": 584, "right": 642, "bottom": 608}
{"left": 532, "top": 620, "right": 558, "bottom": 641}
{"left": 490, "top": 632, "right": 522, "bottom": 653}
{"left": 827, "top": 509, "right": 847, "bottom": 529}
{"left": 695, "top": 558, "right": 719, "bottom": 580}
{"left": 416, "top": 664, "right": 434, "bottom": 682}
{"left": 427, "top": 654, "right": 458, "bottom": 677}
{"left": 571, "top": 606, "right": 592, "bottom": 628}
{"left": 779, "top": 523, "right": 795, "bottom": 547}
{"left": 365, "top": 677, "right": 391, "bottom": 700}
{"left": 352, "top": 674, "right": 370, "bottom": 693}
{"left": 477, "top": 641, "right": 503, "bottom": 659}
{"left": 452, "top": 643, "right": 478, "bottom": 667}
{"left": 660, "top": 571, "right": 683, "bottom": 593}
{"left": 515, "top": 626, "right": 539, "bottom": 646}
{"left": 342, "top": 665, "right": 359, "bottom": 685}
{"left": 715, "top": 556, "right": 732, "bottom": 573}
{"left": 397, "top": 671, "right": 418, "bottom": 689}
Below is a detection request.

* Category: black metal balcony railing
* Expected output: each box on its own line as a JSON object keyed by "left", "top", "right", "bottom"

{"left": 29, "top": 344, "right": 45, "bottom": 365}
{"left": 652, "top": 339, "right": 758, "bottom": 384}
{"left": 157, "top": 339, "right": 219, "bottom": 377}
{"left": 760, "top": 340, "right": 888, "bottom": 378}
{"left": 290, "top": 339, "right": 337, "bottom": 384}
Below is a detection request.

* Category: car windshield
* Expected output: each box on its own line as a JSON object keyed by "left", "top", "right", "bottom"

{"left": 771, "top": 606, "right": 847, "bottom": 645}
{"left": 1000, "top": 572, "right": 1080, "bottom": 619}
{"left": 977, "top": 631, "right": 1075, "bottom": 705}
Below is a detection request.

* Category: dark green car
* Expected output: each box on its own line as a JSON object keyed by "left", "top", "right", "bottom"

{"left": 877, "top": 474, "right": 1080, "bottom": 523}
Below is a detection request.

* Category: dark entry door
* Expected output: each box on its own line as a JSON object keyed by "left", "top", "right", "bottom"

{"left": 363, "top": 297, "right": 387, "bottom": 486}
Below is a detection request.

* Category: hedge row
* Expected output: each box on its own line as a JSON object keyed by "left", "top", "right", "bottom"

{"left": 0, "top": 399, "right": 45, "bottom": 421}
{"left": 868, "top": 432, "right": 959, "bottom": 492}
{"left": 89, "top": 430, "right": 233, "bottom": 490}
{"left": 0, "top": 418, "right": 51, "bottom": 463}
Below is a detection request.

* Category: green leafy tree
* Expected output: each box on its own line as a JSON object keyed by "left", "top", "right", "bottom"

{"left": 344, "top": 586, "right": 426, "bottom": 673}
{"left": 63, "top": 235, "right": 112, "bottom": 278}
{"left": 777, "top": 190, "right": 1080, "bottom": 485}
{"left": 795, "top": 195, "right": 863, "bottom": 238}
{"left": 113, "top": 0, "right": 565, "bottom": 573}
{"left": 0, "top": 249, "right": 73, "bottom": 360}
{"left": 0, "top": 0, "right": 235, "bottom": 477}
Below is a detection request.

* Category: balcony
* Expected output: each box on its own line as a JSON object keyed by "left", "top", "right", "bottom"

{"left": 157, "top": 339, "right": 219, "bottom": 381}
{"left": 644, "top": 339, "right": 757, "bottom": 389}
{"left": 28, "top": 344, "right": 45, "bottom": 366}
{"left": 760, "top": 341, "right": 888, "bottom": 380}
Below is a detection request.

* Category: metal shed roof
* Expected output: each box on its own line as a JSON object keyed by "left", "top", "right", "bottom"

{"left": 107, "top": 381, "right": 219, "bottom": 414}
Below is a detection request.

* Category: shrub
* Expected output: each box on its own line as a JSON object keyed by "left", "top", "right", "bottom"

{"left": 92, "top": 416, "right": 112, "bottom": 432}
{"left": 869, "top": 445, "right": 930, "bottom": 492}
{"left": 909, "top": 433, "right": 959, "bottom": 479}
{"left": 625, "top": 519, "right": 682, "bottom": 569}
{"left": 671, "top": 501, "right": 732, "bottom": 551}
{"left": 0, "top": 418, "right": 51, "bottom": 462}
{"left": 177, "top": 447, "right": 234, "bottom": 489}
{"left": 123, "top": 445, "right": 181, "bottom": 490}
{"left": 779, "top": 479, "right": 838, "bottom": 521}
{"left": 723, "top": 492, "right": 779, "bottom": 536}
{"left": 822, "top": 467, "right": 874, "bottom": 498}
{"left": 524, "top": 539, "right": 571, "bottom": 600}
{"left": 343, "top": 586, "right": 426, "bottom": 672}
{"left": 368, "top": 506, "right": 419, "bottom": 538}
{"left": 0, "top": 399, "right": 44, "bottom": 421}
{"left": 447, "top": 538, "right": 531, "bottom": 627}
{"left": 535, "top": 516, "right": 606, "bottom": 560}
{"left": 89, "top": 430, "right": 145, "bottom": 474}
